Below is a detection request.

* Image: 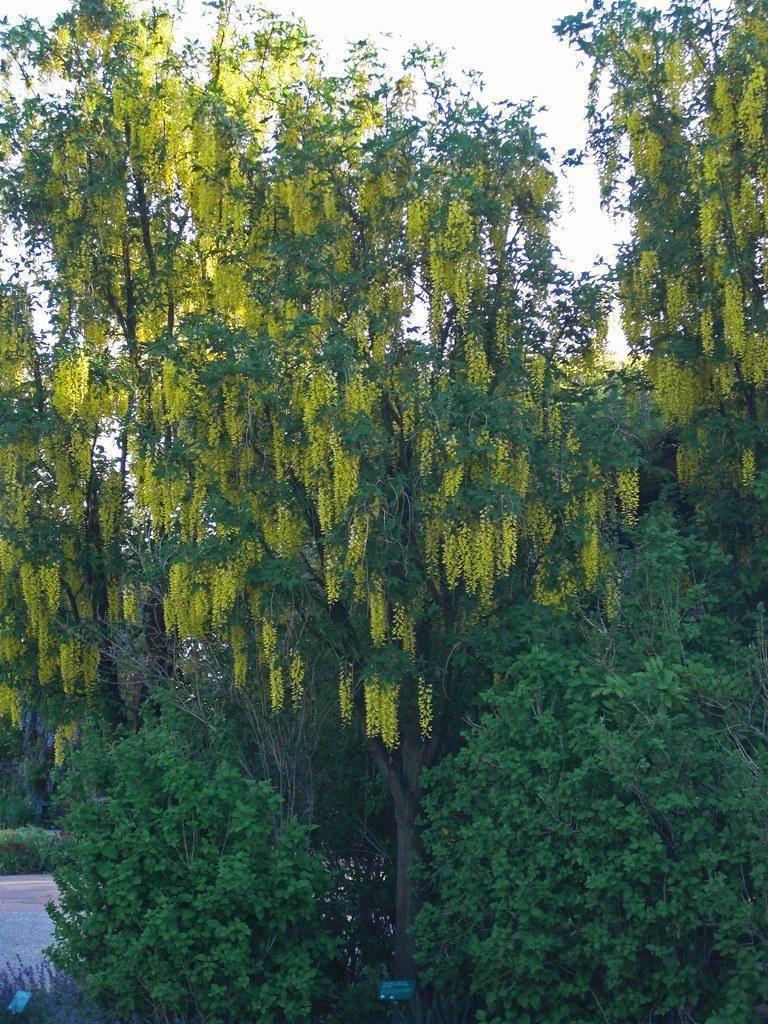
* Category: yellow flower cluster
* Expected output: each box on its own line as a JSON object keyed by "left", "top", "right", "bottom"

{"left": 18, "top": 563, "right": 61, "bottom": 683}
{"left": 291, "top": 368, "right": 363, "bottom": 534}
{"left": 665, "top": 276, "right": 688, "bottom": 329}
{"left": 123, "top": 588, "right": 139, "bottom": 623}
{"left": 369, "top": 581, "right": 388, "bottom": 647}
{"left": 45, "top": 440, "right": 85, "bottom": 514}
{"left": 604, "top": 575, "right": 621, "bottom": 621}
{"left": 406, "top": 197, "right": 428, "bottom": 250}
{"left": 58, "top": 639, "right": 99, "bottom": 695}
{"left": 263, "top": 504, "right": 305, "bottom": 558}
{"left": 134, "top": 456, "right": 188, "bottom": 532}
{"left": 626, "top": 109, "right": 663, "bottom": 179}
{"left": 617, "top": 468, "right": 640, "bottom": 528}
{"left": 440, "top": 438, "right": 464, "bottom": 500}
{"left": 166, "top": 544, "right": 256, "bottom": 638}
{"left": 345, "top": 514, "right": 369, "bottom": 596}
{"left": 441, "top": 513, "right": 517, "bottom": 599}
{"left": 699, "top": 198, "right": 720, "bottom": 253}
{"left": 427, "top": 198, "right": 482, "bottom": 325}
{"left": 417, "top": 676, "right": 433, "bottom": 738}
{"left": 277, "top": 173, "right": 320, "bottom": 236}
{"left": 646, "top": 355, "right": 704, "bottom": 425}
{"left": 269, "top": 661, "right": 284, "bottom": 711}
{"left": 742, "top": 448, "right": 756, "bottom": 486}
{"left": 0, "top": 633, "right": 22, "bottom": 667}
{"left": 231, "top": 625, "right": 248, "bottom": 688}
{"left": 330, "top": 439, "right": 360, "bottom": 525}
{"left": 527, "top": 503, "right": 556, "bottom": 552}
{"left": 53, "top": 721, "right": 79, "bottom": 766}
{"left": 364, "top": 677, "right": 399, "bottom": 749}
{"left": 533, "top": 561, "right": 578, "bottom": 610}
{"left": 211, "top": 566, "right": 240, "bottom": 630}
{"left": 465, "top": 336, "right": 492, "bottom": 392}
{"left": 289, "top": 652, "right": 305, "bottom": 706}
{"left": 738, "top": 65, "right": 765, "bottom": 147}
{"left": 0, "top": 684, "right": 21, "bottom": 727}
{"left": 59, "top": 639, "right": 80, "bottom": 692}
{"left": 222, "top": 380, "right": 245, "bottom": 446}
{"left": 339, "top": 666, "right": 353, "bottom": 724}
{"left": 723, "top": 277, "right": 745, "bottom": 356}
{"left": 700, "top": 309, "right": 714, "bottom": 355}
{"left": 323, "top": 544, "right": 343, "bottom": 604}
{"left": 261, "top": 620, "right": 278, "bottom": 661}
{"left": 52, "top": 352, "right": 90, "bottom": 418}
{"left": 345, "top": 374, "right": 379, "bottom": 416}
{"left": 162, "top": 360, "right": 198, "bottom": 423}
{"left": 392, "top": 604, "right": 416, "bottom": 659}
{"left": 736, "top": 333, "right": 768, "bottom": 386}
{"left": 166, "top": 563, "right": 210, "bottom": 637}
{"left": 581, "top": 526, "right": 600, "bottom": 588}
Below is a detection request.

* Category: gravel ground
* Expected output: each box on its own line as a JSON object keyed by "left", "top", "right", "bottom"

{"left": 0, "top": 875, "right": 59, "bottom": 970}
{"left": 0, "top": 910, "right": 55, "bottom": 969}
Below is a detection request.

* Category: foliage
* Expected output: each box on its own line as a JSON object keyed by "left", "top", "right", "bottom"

{"left": 0, "top": 0, "right": 640, "bottom": 974}
{"left": 0, "top": 0, "right": 640, "bottom": 745}
{"left": 417, "top": 648, "right": 768, "bottom": 1022}
{"left": 0, "top": 714, "right": 56, "bottom": 828}
{"left": 49, "top": 709, "right": 334, "bottom": 1024}
{"left": 168, "top": 667, "right": 397, "bottom": 1004}
{"left": 557, "top": 0, "right": 768, "bottom": 563}
{"left": 0, "top": 826, "right": 64, "bottom": 874}
{"left": 0, "top": 774, "right": 44, "bottom": 830}
{"left": 416, "top": 516, "right": 768, "bottom": 1023}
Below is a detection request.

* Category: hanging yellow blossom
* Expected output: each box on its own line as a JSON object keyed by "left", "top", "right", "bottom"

{"left": 417, "top": 675, "right": 433, "bottom": 738}
{"left": 339, "top": 667, "right": 353, "bottom": 724}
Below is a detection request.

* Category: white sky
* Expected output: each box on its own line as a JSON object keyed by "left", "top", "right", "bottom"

{"left": 3, "top": 0, "right": 692, "bottom": 355}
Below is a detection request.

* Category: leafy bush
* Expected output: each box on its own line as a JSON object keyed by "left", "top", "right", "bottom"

{"left": 416, "top": 645, "right": 768, "bottom": 1024}
{"left": 0, "top": 827, "right": 64, "bottom": 874}
{"left": 49, "top": 712, "right": 334, "bottom": 1024}
{"left": 0, "top": 787, "right": 39, "bottom": 829}
{"left": 0, "top": 717, "right": 52, "bottom": 828}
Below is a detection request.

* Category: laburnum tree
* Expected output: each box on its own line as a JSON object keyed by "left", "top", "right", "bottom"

{"left": 558, "top": 0, "right": 768, "bottom": 572}
{"left": 0, "top": 0, "right": 639, "bottom": 976}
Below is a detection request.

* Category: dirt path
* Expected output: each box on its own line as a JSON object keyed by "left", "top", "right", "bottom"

{"left": 0, "top": 875, "right": 59, "bottom": 971}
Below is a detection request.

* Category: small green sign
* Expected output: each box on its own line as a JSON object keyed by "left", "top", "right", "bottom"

{"left": 379, "top": 980, "right": 415, "bottom": 1001}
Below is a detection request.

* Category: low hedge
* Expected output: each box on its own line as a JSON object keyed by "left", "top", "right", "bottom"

{"left": 0, "top": 826, "right": 66, "bottom": 874}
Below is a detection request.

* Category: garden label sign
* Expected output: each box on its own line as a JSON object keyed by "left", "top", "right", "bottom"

{"left": 379, "top": 980, "right": 416, "bottom": 1001}
{"left": 7, "top": 991, "right": 32, "bottom": 1014}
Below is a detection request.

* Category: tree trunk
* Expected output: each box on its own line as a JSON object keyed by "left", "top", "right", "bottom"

{"left": 370, "top": 709, "right": 425, "bottom": 982}
{"left": 394, "top": 790, "right": 419, "bottom": 979}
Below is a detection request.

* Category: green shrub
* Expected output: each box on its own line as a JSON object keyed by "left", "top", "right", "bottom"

{"left": 415, "top": 646, "right": 768, "bottom": 1024}
{"left": 0, "top": 826, "right": 63, "bottom": 874}
{"left": 49, "top": 712, "right": 334, "bottom": 1024}
{"left": 0, "top": 787, "right": 40, "bottom": 829}
{"left": 0, "top": 716, "right": 52, "bottom": 828}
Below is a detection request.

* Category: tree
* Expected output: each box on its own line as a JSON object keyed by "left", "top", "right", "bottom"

{"left": 558, "top": 0, "right": 768, "bottom": 574}
{"left": 0, "top": 0, "right": 637, "bottom": 976}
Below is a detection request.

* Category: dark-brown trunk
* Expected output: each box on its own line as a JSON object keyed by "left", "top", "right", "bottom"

{"left": 394, "top": 792, "right": 419, "bottom": 979}
{"left": 370, "top": 709, "right": 425, "bottom": 983}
